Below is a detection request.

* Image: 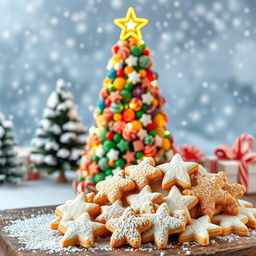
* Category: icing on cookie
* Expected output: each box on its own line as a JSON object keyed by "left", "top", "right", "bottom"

{"left": 106, "top": 207, "right": 151, "bottom": 248}
{"left": 158, "top": 154, "right": 198, "bottom": 190}
{"left": 125, "top": 157, "right": 162, "bottom": 191}
{"left": 163, "top": 186, "right": 198, "bottom": 223}
{"left": 126, "top": 185, "right": 163, "bottom": 213}
{"left": 142, "top": 203, "right": 186, "bottom": 248}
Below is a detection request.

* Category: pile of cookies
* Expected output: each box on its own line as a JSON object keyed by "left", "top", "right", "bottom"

{"left": 50, "top": 154, "right": 256, "bottom": 249}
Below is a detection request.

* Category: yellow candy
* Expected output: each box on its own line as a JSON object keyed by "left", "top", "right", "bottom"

{"left": 162, "top": 138, "right": 171, "bottom": 151}
{"left": 139, "top": 69, "right": 146, "bottom": 78}
{"left": 155, "top": 126, "right": 165, "bottom": 136}
{"left": 124, "top": 66, "right": 134, "bottom": 75}
{"left": 131, "top": 120, "right": 142, "bottom": 131}
{"left": 153, "top": 113, "right": 166, "bottom": 126}
{"left": 113, "top": 113, "right": 122, "bottom": 121}
{"left": 112, "top": 54, "right": 121, "bottom": 64}
{"left": 113, "top": 77, "right": 126, "bottom": 90}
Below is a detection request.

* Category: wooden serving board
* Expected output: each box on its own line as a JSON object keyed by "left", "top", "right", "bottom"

{"left": 1, "top": 197, "right": 256, "bottom": 256}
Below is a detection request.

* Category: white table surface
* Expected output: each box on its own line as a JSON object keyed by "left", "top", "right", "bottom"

{"left": 0, "top": 171, "right": 76, "bottom": 210}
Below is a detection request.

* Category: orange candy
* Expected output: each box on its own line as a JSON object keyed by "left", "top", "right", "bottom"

{"left": 113, "top": 77, "right": 126, "bottom": 90}
{"left": 124, "top": 66, "right": 134, "bottom": 75}
{"left": 122, "top": 108, "right": 135, "bottom": 122}
{"left": 109, "top": 161, "right": 115, "bottom": 167}
{"left": 130, "top": 120, "right": 142, "bottom": 131}
{"left": 153, "top": 113, "right": 166, "bottom": 127}
{"left": 152, "top": 99, "right": 159, "bottom": 107}
{"left": 162, "top": 138, "right": 171, "bottom": 151}
{"left": 139, "top": 69, "right": 147, "bottom": 78}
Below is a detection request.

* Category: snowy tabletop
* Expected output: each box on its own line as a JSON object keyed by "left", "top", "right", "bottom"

{"left": 0, "top": 171, "right": 76, "bottom": 210}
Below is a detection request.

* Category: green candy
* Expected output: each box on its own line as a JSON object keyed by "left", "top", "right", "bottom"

{"left": 142, "top": 104, "right": 149, "bottom": 111}
{"left": 103, "top": 140, "right": 115, "bottom": 152}
{"left": 125, "top": 83, "right": 134, "bottom": 91}
{"left": 110, "top": 102, "right": 123, "bottom": 113}
{"left": 98, "top": 109, "right": 103, "bottom": 115}
{"left": 92, "top": 156, "right": 99, "bottom": 162}
{"left": 149, "top": 130, "right": 156, "bottom": 136}
{"left": 130, "top": 46, "right": 142, "bottom": 57}
{"left": 138, "top": 56, "right": 149, "bottom": 68}
{"left": 105, "top": 169, "right": 113, "bottom": 176}
{"left": 78, "top": 177, "right": 84, "bottom": 183}
{"left": 94, "top": 172, "right": 105, "bottom": 183}
{"left": 144, "top": 135, "right": 154, "bottom": 145}
{"left": 136, "top": 110, "right": 144, "bottom": 119}
{"left": 86, "top": 176, "right": 95, "bottom": 183}
{"left": 99, "top": 129, "right": 108, "bottom": 142}
{"left": 117, "top": 139, "right": 129, "bottom": 153}
{"left": 115, "top": 159, "right": 125, "bottom": 168}
{"left": 121, "top": 90, "right": 132, "bottom": 102}
{"left": 98, "top": 157, "right": 109, "bottom": 171}
{"left": 113, "top": 133, "right": 121, "bottom": 143}
{"left": 108, "top": 87, "right": 116, "bottom": 92}
{"left": 140, "top": 43, "right": 146, "bottom": 50}
{"left": 135, "top": 151, "right": 143, "bottom": 159}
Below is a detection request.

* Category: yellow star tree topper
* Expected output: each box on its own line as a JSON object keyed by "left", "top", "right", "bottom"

{"left": 114, "top": 7, "right": 148, "bottom": 40}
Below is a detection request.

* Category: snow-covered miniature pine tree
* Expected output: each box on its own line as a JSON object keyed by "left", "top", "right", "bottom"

{"left": 0, "top": 113, "right": 23, "bottom": 184}
{"left": 30, "top": 79, "right": 86, "bottom": 182}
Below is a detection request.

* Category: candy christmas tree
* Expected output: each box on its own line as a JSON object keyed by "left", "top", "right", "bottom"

{"left": 0, "top": 113, "right": 23, "bottom": 184}
{"left": 30, "top": 79, "right": 86, "bottom": 183}
{"left": 74, "top": 7, "right": 175, "bottom": 193}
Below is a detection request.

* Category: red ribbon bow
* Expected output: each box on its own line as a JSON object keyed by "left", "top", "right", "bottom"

{"left": 214, "top": 134, "right": 256, "bottom": 189}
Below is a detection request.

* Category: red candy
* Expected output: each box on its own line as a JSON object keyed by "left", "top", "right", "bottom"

{"left": 112, "top": 44, "right": 120, "bottom": 54}
{"left": 106, "top": 131, "right": 114, "bottom": 140}
{"left": 105, "top": 98, "right": 112, "bottom": 107}
{"left": 129, "top": 98, "right": 142, "bottom": 111}
{"left": 99, "top": 88, "right": 109, "bottom": 98}
{"left": 117, "top": 69, "right": 125, "bottom": 77}
{"left": 146, "top": 121, "right": 157, "bottom": 131}
{"left": 142, "top": 48, "right": 151, "bottom": 56}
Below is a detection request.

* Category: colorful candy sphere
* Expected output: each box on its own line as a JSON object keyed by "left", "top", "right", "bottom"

{"left": 144, "top": 145, "right": 157, "bottom": 157}
{"left": 129, "top": 98, "right": 142, "bottom": 111}
{"left": 111, "top": 102, "right": 123, "bottom": 113}
{"left": 94, "top": 172, "right": 106, "bottom": 183}
{"left": 98, "top": 157, "right": 109, "bottom": 170}
{"left": 121, "top": 90, "right": 132, "bottom": 102}
{"left": 103, "top": 140, "right": 115, "bottom": 152}
{"left": 113, "top": 77, "right": 126, "bottom": 90}
{"left": 130, "top": 120, "right": 142, "bottom": 131}
{"left": 122, "top": 108, "right": 135, "bottom": 122}
{"left": 162, "top": 138, "right": 171, "bottom": 151}
{"left": 130, "top": 46, "right": 142, "bottom": 57}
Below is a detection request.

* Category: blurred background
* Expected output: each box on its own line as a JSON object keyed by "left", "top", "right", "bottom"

{"left": 0, "top": 0, "right": 255, "bottom": 153}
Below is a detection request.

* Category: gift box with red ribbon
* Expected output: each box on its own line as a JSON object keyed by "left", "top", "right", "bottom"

{"left": 16, "top": 147, "right": 41, "bottom": 180}
{"left": 204, "top": 134, "right": 256, "bottom": 194}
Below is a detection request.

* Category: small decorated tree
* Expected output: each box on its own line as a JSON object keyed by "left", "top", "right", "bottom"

{"left": 31, "top": 79, "right": 86, "bottom": 182}
{"left": 0, "top": 113, "right": 23, "bottom": 184}
{"left": 73, "top": 8, "right": 175, "bottom": 193}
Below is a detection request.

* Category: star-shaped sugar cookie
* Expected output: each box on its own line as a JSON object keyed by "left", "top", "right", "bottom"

{"left": 55, "top": 192, "right": 100, "bottom": 222}
{"left": 142, "top": 92, "right": 154, "bottom": 105}
{"left": 128, "top": 71, "right": 140, "bottom": 84}
{"left": 212, "top": 214, "right": 249, "bottom": 236}
{"left": 239, "top": 206, "right": 256, "bottom": 228}
{"left": 183, "top": 171, "right": 235, "bottom": 218}
{"left": 106, "top": 207, "right": 151, "bottom": 248}
{"left": 94, "top": 171, "right": 135, "bottom": 204}
{"left": 142, "top": 203, "right": 186, "bottom": 248}
{"left": 163, "top": 186, "right": 198, "bottom": 223}
{"left": 158, "top": 153, "right": 198, "bottom": 190}
{"left": 126, "top": 185, "right": 163, "bottom": 213}
{"left": 215, "top": 183, "right": 246, "bottom": 215}
{"left": 59, "top": 212, "right": 106, "bottom": 248}
{"left": 179, "top": 215, "right": 222, "bottom": 246}
{"left": 125, "top": 157, "right": 162, "bottom": 191}
{"left": 140, "top": 114, "right": 152, "bottom": 126}
{"left": 125, "top": 55, "right": 138, "bottom": 66}
{"left": 95, "top": 200, "right": 126, "bottom": 224}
